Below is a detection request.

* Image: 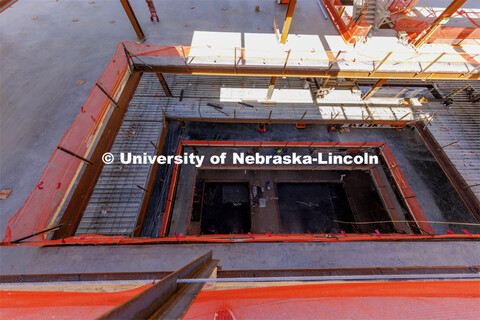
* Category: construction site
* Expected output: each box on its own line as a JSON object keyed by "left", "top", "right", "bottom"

{"left": 0, "top": 0, "right": 479, "bottom": 318}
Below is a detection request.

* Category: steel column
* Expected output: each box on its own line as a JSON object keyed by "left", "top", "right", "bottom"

{"left": 155, "top": 73, "right": 172, "bottom": 97}
{"left": 280, "top": 0, "right": 297, "bottom": 44}
{"left": 266, "top": 76, "right": 277, "bottom": 100}
{"left": 134, "top": 63, "right": 480, "bottom": 80}
{"left": 120, "top": 0, "right": 145, "bottom": 40}
{"left": 97, "top": 251, "right": 217, "bottom": 320}
{"left": 362, "top": 79, "right": 388, "bottom": 100}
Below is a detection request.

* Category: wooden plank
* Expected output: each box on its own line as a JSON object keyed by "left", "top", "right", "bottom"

{"left": 0, "top": 190, "right": 11, "bottom": 199}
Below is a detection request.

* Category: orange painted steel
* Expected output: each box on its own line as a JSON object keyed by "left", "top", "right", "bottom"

{"left": 159, "top": 142, "right": 183, "bottom": 237}
{"left": 389, "top": 0, "right": 419, "bottom": 14}
{"left": 381, "top": 143, "right": 433, "bottom": 234}
{"left": 428, "top": 26, "right": 480, "bottom": 45}
{"left": 1, "top": 281, "right": 478, "bottom": 319}
{"left": 371, "top": 167, "right": 405, "bottom": 232}
{"left": 4, "top": 135, "right": 459, "bottom": 247}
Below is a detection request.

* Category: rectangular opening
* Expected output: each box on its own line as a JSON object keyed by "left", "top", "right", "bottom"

{"left": 198, "top": 182, "right": 251, "bottom": 235}
{"left": 179, "top": 164, "right": 401, "bottom": 236}
{"left": 277, "top": 182, "right": 354, "bottom": 234}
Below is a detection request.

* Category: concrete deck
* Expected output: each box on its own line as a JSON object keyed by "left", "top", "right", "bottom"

{"left": 1, "top": 241, "right": 479, "bottom": 274}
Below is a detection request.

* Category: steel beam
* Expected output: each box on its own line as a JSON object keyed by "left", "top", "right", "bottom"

{"left": 134, "top": 64, "right": 480, "bottom": 80}
{"left": 97, "top": 251, "right": 217, "bottom": 320}
{"left": 266, "top": 76, "right": 277, "bottom": 100}
{"left": 179, "top": 273, "right": 480, "bottom": 283}
{"left": 416, "top": 53, "right": 445, "bottom": 76}
{"left": 413, "top": 0, "right": 467, "bottom": 47}
{"left": 362, "top": 79, "right": 388, "bottom": 100}
{"left": 8, "top": 225, "right": 62, "bottom": 244}
{"left": 96, "top": 83, "right": 120, "bottom": 109}
{"left": 3, "top": 266, "right": 478, "bottom": 284}
{"left": 120, "top": 0, "right": 145, "bottom": 40}
{"left": 280, "top": 0, "right": 297, "bottom": 44}
{"left": 155, "top": 73, "right": 172, "bottom": 97}
{"left": 134, "top": 123, "right": 169, "bottom": 237}
{"left": 369, "top": 52, "right": 393, "bottom": 76}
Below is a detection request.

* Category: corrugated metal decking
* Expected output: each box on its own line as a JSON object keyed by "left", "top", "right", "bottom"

{"left": 421, "top": 80, "right": 480, "bottom": 203}
{"left": 75, "top": 92, "right": 164, "bottom": 236}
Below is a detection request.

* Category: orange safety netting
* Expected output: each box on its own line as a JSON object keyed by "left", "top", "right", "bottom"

{"left": 427, "top": 26, "right": 480, "bottom": 46}
{"left": 2, "top": 42, "right": 182, "bottom": 244}
{"left": 184, "top": 281, "right": 480, "bottom": 319}
{"left": 393, "top": 19, "right": 429, "bottom": 42}
{"left": 1, "top": 281, "right": 478, "bottom": 319}
{"left": 0, "top": 284, "right": 151, "bottom": 320}
{"left": 321, "top": 0, "right": 371, "bottom": 45}
{"left": 388, "top": 0, "right": 427, "bottom": 42}
{"left": 4, "top": 233, "right": 480, "bottom": 247}
{"left": 388, "top": 1, "right": 480, "bottom": 45}
{"left": 389, "top": 0, "right": 419, "bottom": 14}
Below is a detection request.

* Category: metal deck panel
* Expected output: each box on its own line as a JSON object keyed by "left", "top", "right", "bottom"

{"left": 421, "top": 80, "right": 480, "bottom": 202}
{"left": 76, "top": 96, "right": 164, "bottom": 236}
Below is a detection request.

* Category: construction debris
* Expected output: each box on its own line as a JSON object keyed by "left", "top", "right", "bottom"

{"left": 207, "top": 103, "right": 223, "bottom": 109}
{"left": 0, "top": 190, "right": 11, "bottom": 199}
